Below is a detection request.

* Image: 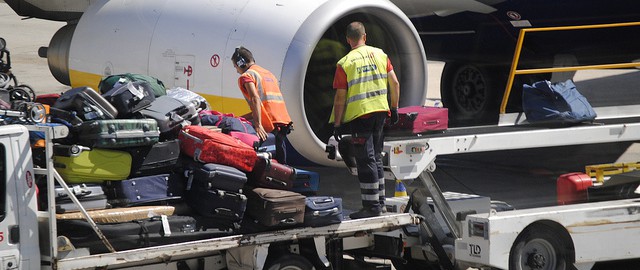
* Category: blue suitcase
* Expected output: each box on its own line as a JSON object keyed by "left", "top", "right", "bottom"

{"left": 303, "top": 196, "right": 343, "bottom": 227}
{"left": 292, "top": 168, "right": 320, "bottom": 195}
{"left": 103, "top": 173, "right": 184, "bottom": 207}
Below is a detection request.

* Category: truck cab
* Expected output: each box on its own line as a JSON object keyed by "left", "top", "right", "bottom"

{"left": 0, "top": 125, "right": 39, "bottom": 270}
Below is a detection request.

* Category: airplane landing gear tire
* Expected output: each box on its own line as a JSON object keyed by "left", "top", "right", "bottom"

{"left": 265, "top": 254, "right": 314, "bottom": 270}
{"left": 440, "top": 62, "right": 500, "bottom": 126}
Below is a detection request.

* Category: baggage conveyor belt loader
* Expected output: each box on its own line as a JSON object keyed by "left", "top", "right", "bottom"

{"left": 1, "top": 124, "right": 422, "bottom": 270}
{"left": 368, "top": 118, "right": 640, "bottom": 270}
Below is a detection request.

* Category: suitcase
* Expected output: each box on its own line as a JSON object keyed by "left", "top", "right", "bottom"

{"left": 186, "top": 186, "right": 247, "bottom": 222}
{"left": 384, "top": 106, "right": 448, "bottom": 136}
{"left": 103, "top": 174, "right": 184, "bottom": 207}
{"left": 53, "top": 146, "right": 132, "bottom": 183}
{"left": 57, "top": 215, "right": 230, "bottom": 254}
{"left": 101, "top": 81, "right": 156, "bottom": 117}
{"left": 229, "top": 131, "right": 260, "bottom": 148}
{"left": 53, "top": 86, "right": 118, "bottom": 121}
{"left": 182, "top": 159, "right": 248, "bottom": 193}
{"left": 99, "top": 73, "right": 167, "bottom": 97}
{"left": 303, "top": 196, "right": 343, "bottom": 227}
{"left": 139, "top": 96, "right": 199, "bottom": 137}
{"left": 76, "top": 119, "right": 160, "bottom": 148}
{"left": 50, "top": 107, "right": 84, "bottom": 127}
{"left": 127, "top": 139, "right": 180, "bottom": 177}
{"left": 292, "top": 168, "right": 320, "bottom": 195}
{"left": 247, "top": 155, "right": 296, "bottom": 190}
{"left": 246, "top": 188, "right": 305, "bottom": 227}
{"left": 56, "top": 205, "right": 176, "bottom": 223}
{"left": 55, "top": 184, "right": 108, "bottom": 214}
{"left": 254, "top": 133, "right": 276, "bottom": 157}
{"left": 35, "top": 93, "right": 61, "bottom": 106}
{"left": 556, "top": 172, "right": 593, "bottom": 205}
{"left": 179, "top": 125, "right": 257, "bottom": 172}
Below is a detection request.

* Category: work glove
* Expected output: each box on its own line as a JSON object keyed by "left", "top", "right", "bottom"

{"left": 390, "top": 108, "right": 399, "bottom": 125}
{"left": 333, "top": 125, "right": 343, "bottom": 142}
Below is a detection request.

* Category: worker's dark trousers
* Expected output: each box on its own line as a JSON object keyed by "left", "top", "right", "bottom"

{"left": 350, "top": 112, "right": 387, "bottom": 211}
{"left": 272, "top": 124, "right": 292, "bottom": 164}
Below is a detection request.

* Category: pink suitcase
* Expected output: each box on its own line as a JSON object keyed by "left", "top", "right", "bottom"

{"left": 384, "top": 106, "right": 448, "bottom": 135}
{"left": 556, "top": 172, "right": 593, "bottom": 205}
{"left": 178, "top": 125, "right": 257, "bottom": 172}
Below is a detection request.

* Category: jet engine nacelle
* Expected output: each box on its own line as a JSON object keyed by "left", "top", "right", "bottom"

{"left": 47, "top": 0, "right": 428, "bottom": 166}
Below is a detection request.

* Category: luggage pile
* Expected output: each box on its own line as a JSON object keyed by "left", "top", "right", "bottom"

{"left": 28, "top": 74, "right": 337, "bottom": 254}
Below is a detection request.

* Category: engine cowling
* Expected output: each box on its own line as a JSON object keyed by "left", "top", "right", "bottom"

{"left": 47, "top": 0, "right": 428, "bottom": 166}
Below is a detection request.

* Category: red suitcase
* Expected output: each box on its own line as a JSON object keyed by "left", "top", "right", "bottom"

{"left": 557, "top": 172, "right": 593, "bottom": 205}
{"left": 384, "top": 106, "right": 448, "bottom": 135}
{"left": 179, "top": 125, "right": 257, "bottom": 172}
{"left": 247, "top": 154, "right": 296, "bottom": 190}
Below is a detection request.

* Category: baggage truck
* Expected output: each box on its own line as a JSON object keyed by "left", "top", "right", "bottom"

{"left": 376, "top": 111, "right": 640, "bottom": 270}
{"left": 0, "top": 124, "right": 420, "bottom": 270}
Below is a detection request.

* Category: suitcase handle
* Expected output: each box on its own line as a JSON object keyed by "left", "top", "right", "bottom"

{"left": 266, "top": 177, "right": 288, "bottom": 187}
{"left": 312, "top": 197, "right": 335, "bottom": 206}
{"left": 312, "top": 207, "right": 339, "bottom": 217}
{"left": 214, "top": 208, "right": 240, "bottom": 219}
{"left": 279, "top": 218, "right": 297, "bottom": 225}
{"left": 276, "top": 208, "right": 300, "bottom": 215}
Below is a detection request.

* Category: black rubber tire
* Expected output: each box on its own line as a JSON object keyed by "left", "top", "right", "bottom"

{"left": 509, "top": 224, "right": 572, "bottom": 270}
{"left": 265, "top": 254, "right": 315, "bottom": 270}
{"left": 440, "top": 62, "right": 500, "bottom": 126}
{"left": 391, "top": 248, "right": 440, "bottom": 270}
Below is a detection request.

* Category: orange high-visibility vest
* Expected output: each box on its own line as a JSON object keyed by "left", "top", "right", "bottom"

{"left": 238, "top": 65, "right": 291, "bottom": 132}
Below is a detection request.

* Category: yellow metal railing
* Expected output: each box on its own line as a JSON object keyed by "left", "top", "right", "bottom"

{"left": 500, "top": 21, "right": 640, "bottom": 114}
{"left": 585, "top": 162, "right": 640, "bottom": 183}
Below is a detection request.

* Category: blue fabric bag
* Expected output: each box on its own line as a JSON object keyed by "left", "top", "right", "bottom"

{"left": 522, "top": 79, "right": 596, "bottom": 124}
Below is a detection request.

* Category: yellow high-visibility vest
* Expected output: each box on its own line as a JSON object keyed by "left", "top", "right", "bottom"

{"left": 330, "top": 45, "right": 390, "bottom": 124}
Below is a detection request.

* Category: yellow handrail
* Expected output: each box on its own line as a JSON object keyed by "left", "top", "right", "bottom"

{"left": 499, "top": 21, "right": 640, "bottom": 114}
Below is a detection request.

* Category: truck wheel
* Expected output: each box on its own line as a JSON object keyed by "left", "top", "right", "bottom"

{"left": 509, "top": 224, "right": 572, "bottom": 270}
{"left": 440, "top": 62, "right": 500, "bottom": 126}
{"left": 265, "top": 254, "right": 314, "bottom": 270}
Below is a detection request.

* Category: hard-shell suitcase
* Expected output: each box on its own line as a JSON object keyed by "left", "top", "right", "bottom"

{"left": 57, "top": 215, "right": 230, "bottom": 254}
{"left": 247, "top": 155, "right": 295, "bottom": 190}
{"left": 55, "top": 184, "right": 108, "bottom": 214}
{"left": 53, "top": 146, "right": 132, "bottom": 183}
{"left": 103, "top": 173, "right": 184, "bottom": 207}
{"left": 182, "top": 159, "right": 247, "bottom": 193}
{"left": 139, "top": 96, "right": 199, "bottom": 138}
{"left": 127, "top": 139, "right": 180, "bottom": 177}
{"left": 53, "top": 86, "right": 118, "bottom": 121}
{"left": 246, "top": 187, "right": 305, "bottom": 227}
{"left": 186, "top": 186, "right": 247, "bottom": 222}
{"left": 292, "top": 168, "right": 320, "bottom": 195}
{"left": 303, "top": 196, "right": 343, "bottom": 227}
{"left": 384, "top": 106, "right": 448, "bottom": 136}
{"left": 556, "top": 172, "right": 593, "bottom": 205}
{"left": 101, "top": 81, "right": 156, "bottom": 117}
{"left": 76, "top": 119, "right": 160, "bottom": 148}
{"left": 179, "top": 125, "right": 257, "bottom": 172}
{"left": 254, "top": 133, "right": 276, "bottom": 157}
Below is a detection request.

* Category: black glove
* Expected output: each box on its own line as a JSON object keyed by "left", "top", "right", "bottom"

{"left": 333, "top": 125, "right": 343, "bottom": 141}
{"left": 390, "top": 108, "right": 399, "bottom": 125}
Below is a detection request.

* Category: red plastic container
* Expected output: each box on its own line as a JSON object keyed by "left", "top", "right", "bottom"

{"left": 556, "top": 172, "right": 593, "bottom": 205}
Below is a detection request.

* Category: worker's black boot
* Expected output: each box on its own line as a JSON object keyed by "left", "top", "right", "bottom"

{"left": 349, "top": 207, "right": 381, "bottom": 219}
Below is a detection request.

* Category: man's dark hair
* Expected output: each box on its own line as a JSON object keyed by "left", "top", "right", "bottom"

{"left": 232, "top": 46, "right": 255, "bottom": 64}
{"left": 346, "top": 21, "right": 366, "bottom": 41}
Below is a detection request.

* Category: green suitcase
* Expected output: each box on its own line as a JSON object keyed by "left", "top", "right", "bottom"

{"left": 54, "top": 147, "right": 132, "bottom": 183}
{"left": 76, "top": 119, "right": 160, "bottom": 148}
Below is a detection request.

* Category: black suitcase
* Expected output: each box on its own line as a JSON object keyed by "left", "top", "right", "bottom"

{"left": 54, "top": 184, "right": 108, "bottom": 214}
{"left": 186, "top": 186, "right": 247, "bottom": 222}
{"left": 57, "top": 215, "right": 230, "bottom": 254}
{"left": 183, "top": 159, "right": 248, "bottom": 193}
{"left": 76, "top": 119, "right": 160, "bottom": 148}
{"left": 101, "top": 81, "right": 156, "bottom": 117}
{"left": 246, "top": 188, "right": 305, "bottom": 227}
{"left": 127, "top": 139, "right": 180, "bottom": 177}
{"left": 103, "top": 174, "right": 184, "bottom": 207}
{"left": 139, "top": 96, "right": 199, "bottom": 139}
{"left": 247, "top": 155, "right": 296, "bottom": 191}
{"left": 53, "top": 86, "right": 118, "bottom": 121}
{"left": 303, "top": 196, "right": 343, "bottom": 227}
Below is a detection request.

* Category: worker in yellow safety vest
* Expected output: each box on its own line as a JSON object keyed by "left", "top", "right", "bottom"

{"left": 329, "top": 21, "right": 400, "bottom": 219}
